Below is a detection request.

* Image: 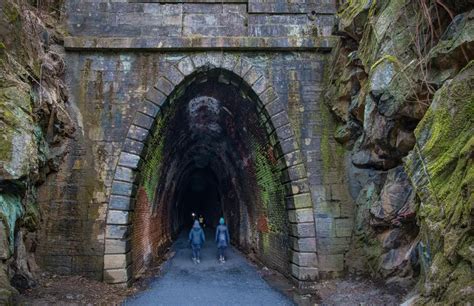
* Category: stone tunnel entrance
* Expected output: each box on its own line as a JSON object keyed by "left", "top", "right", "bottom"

{"left": 121, "top": 68, "right": 294, "bottom": 281}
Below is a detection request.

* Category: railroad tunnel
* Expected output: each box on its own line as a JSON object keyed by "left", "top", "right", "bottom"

{"left": 130, "top": 68, "right": 291, "bottom": 278}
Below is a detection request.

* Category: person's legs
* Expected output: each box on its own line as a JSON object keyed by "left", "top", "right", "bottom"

{"left": 192, "top": 244, "right": 198, "bottom": 262}
{"left": 221, "top": 247, "right": 226, "bottom": 262}
{"left": 196, "top": 245, "right": 201, "bottom": 263}
{"left": 218, "top": 247, "right": 226, "bottom": 262}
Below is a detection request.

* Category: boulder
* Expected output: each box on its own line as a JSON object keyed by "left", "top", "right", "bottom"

{"left": 370, "top": 166, "right": 415, "bottom": 226}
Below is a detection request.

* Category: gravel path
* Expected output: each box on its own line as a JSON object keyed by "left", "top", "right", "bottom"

{"left": 125, "top": 230, "right": 294, "bottom": 306}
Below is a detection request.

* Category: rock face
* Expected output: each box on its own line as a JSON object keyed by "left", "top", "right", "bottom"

{"left": 405, "top": 61, "right": 474, "bottom": 304}
{"left": 325, "top": 0, "right": 473, "bottom": 303}
{"left": 0, "top": 0, "right": 73, "bottom": 301}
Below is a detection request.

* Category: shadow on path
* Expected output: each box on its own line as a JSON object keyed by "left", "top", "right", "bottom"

{"left": 125, "top": 229, "right": 295, "bottom": 306}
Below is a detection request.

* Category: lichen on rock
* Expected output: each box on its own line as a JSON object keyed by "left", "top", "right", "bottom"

{"left": 0, "top": 0, "right": 73, "bottom": 301}
{"left": 404, "top": 60, "right": 474, "bottom": 304}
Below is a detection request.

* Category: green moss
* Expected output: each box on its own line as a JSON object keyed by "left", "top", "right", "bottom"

{"left": 414, "top": 61, "right": 474, "bottom": 229}
{"left": 140, "top": 116, "right": 166, "bottom": 203}
{"left": 0, "top": 86, "right": 34, "bottom": 162}
{"left": 406, "top": 61, "right": 474, "bottom": 303}
{"left": 251, "top": 136, "right": 287, "bottom": 234}
{"left": 3, "top": 2, "right": 20, "bottom": 23}
{"left": 320, "top": 101, "right": 332, "bottom": 175}
{"left": 254, "top": 151, "right": 272, "bottom": 209}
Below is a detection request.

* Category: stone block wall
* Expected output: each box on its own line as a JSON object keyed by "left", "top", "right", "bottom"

{"left": 36, "top": 0, "right": 357, "bottom": 286}
{"left": 66, "top": 0, "right": 336, "bottom": 39}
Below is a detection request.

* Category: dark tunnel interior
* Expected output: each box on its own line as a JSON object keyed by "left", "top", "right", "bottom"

{"left": 176, "top": 167, "right": 223, "bottom": 228}
{"left": 132, "top": 69, "right": 290, "bottom": 277}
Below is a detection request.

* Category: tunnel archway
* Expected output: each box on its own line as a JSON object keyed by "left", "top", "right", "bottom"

{"left": 104, "top": 57, "right": 317, "bottom": 286}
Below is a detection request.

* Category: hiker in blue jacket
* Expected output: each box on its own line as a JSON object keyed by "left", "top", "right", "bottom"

{"left": 215, "top": 217, "right": 230, "bottom": 263}
{"left": 189, "top": 220, "right": 205, "bottom": 264}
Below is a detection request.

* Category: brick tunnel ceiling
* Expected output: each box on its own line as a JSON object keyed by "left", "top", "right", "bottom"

{"left": 144, "top": 70, "right": 289, "bottom": 256}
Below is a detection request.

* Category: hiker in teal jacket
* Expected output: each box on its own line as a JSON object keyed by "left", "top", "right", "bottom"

{"left": 189, "top": 220, "right": 205, "bottom": 263}
{"left": 215, "top": 217, "right": 230, "bottom": 263}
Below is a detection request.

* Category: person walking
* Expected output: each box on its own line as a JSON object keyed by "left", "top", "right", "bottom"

{"left": 215, "top": 217, "right": 230, "bottom": 263}
{"left": 189, "top": 220, "right": 205, "bottom": 264}
{"left": 198, "top": 214, "right": 205, "bottom": 228}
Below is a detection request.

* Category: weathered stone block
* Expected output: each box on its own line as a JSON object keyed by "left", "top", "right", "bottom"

{"left": 109, "top": 195, "right": 133, "bottom": 211}
{"left": 316, "top": 237, "right": 350, "bottom": 254}
{"left": 221, "top": 54, "right": 239, "bottom": 71}
{"left": 283, "top": 150, "right": 303, "bottom": 167}
{"left": 123, "top": 138, "right": 146, "bottom": 156}
{"left": 118, "top": 152, "right": 141, "bottom": 170}
{"left": 251, "top": 73, "right": 268, "bottom": 94}
{"left": 145, "top": 87, "right": 167, "bottom": 106}
{"left": 315, "top": 217, "right": 336, "bottom": 238}
{"left": 107, "top": 210, "right": 131, "bottom": 225}
{"left": 106, "top": 225, "right": 130, "bottom": 239}
{"left": 280, "top": 137, "right": 298, "bottom": 158}
{"left": 104, "top": 252, "right": 131, "bottom": 269}
{"left": 284, "top": 179, "right": 310, "bottom": 196}
{"left": 291, "top": 264, "right": 319, "bottom": 281}
{"left": 286, "top": 193, "right": 312, "bottom": 209}
{"left": 155, "top": 77, "right": 174, "bottom": 95}
{"left": 127, "top": 125, "right": 148, "bottom": 142}
{"left": 134, "top": 112, "right": 155, "bottom": 130}
{"left": 233, "top": 58, "right": 252, "bottom": 78}
{"left": 311, "top": 185, "right": 330, "bottom": 205}
{"left": 290, "top": 237, "right": 317, "bottom": 252}
{"left": 290, "top": 222, "right": 316, "bottom": 238}
{"left": 190, "top": 54, "right": 207, "bottom": 70}
{"left": 165, "top": 65, "right": 185, "bottom": 86}
{"left": 291, "top": 251, "right": 318, "bottom": 267}
{"left": 114, "top": 166, "right": 136, "bottom": 183}
{"left": 318, "top": 254, "right": 344, "bottom": 272}
{"left": 265, "top": 98, "right": 285, "bottom": 117}
{"left": 259, "top": 87, "right": 278, "bottom": 105}
{"left": 139, "top": 100, "right": 160, "bottom": 117}
{"left": 111, "top": 181, "right": 135, "bottom": 197}
{"left": 314, "top": 200, "right": 340, "bottom": 218}
{"left": 335, "top": 218, "right": 353, "bottom": 237}
{"left": 288, "top": 208, "right": 314, "bottom": 223}
{"left": 283, "top": 164, "right": 307, "bottom": 182}
{"left": 271, "top": 111, "right": 290, "bottom": 130}
{"left": 105, "top": 238, "right": 131, "bottom": 254}
{"left": 275, "top": 124, "right": 294, "bottom": 141}
{"left": 103, "top": 265, "right": 132, "bottom": 284}
{"left": 243, "top": 67, "right": 261, "bottom": 86}
{"left": 339, "top": 201, "right": 353, "bottom": 218}
{"left": 176, "top": 56, "right": 194, "bottom": 76}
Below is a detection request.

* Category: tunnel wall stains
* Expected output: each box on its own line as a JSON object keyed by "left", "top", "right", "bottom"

{"left": 131, "top": 111, "right": 170, "bottom": 278}
{"left": 250, "top": 136, "right": 290, "bottom": 272}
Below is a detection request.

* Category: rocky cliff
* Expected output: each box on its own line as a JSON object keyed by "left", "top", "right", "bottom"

{"left": 326, "top": 0, "right": 473, "bottom": 303}
{"left": 0, "top": 0, "right": 72, "bottom": 302}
